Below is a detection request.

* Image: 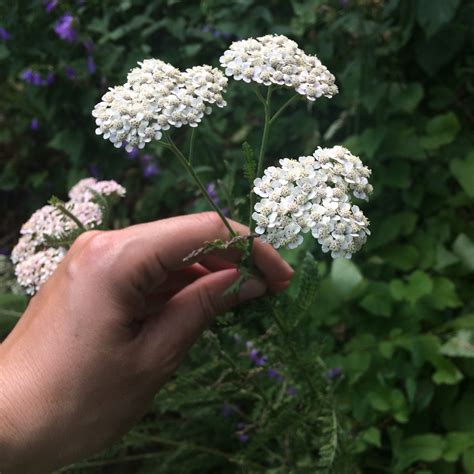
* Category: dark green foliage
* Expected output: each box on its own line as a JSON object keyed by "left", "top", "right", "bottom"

{"left": 1, "top": 0, "right": 474, "bottom": 472}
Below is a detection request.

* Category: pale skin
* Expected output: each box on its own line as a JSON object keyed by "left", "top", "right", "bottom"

{"left": 0, "top": 212, "right": 293, "bottom": 473}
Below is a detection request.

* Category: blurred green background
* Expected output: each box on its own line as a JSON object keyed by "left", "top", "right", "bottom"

{"left": 1, "top": 0, "right": 474, "bottom": 472}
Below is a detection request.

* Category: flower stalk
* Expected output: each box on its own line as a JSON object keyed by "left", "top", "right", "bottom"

{"left": 163, "top": 132, "right": 236, "bottom": 237}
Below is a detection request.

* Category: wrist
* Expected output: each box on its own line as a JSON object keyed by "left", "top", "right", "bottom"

{"left": 0, "top": 346, "right": 59, "bottom": 474}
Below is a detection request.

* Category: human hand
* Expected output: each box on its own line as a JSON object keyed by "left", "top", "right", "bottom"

{"left": 0, "top": 212, "right": 293, "bottom": 473}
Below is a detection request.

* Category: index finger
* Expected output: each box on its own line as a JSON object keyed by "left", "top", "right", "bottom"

{"left": 113, "top": 212, "right": 293, "bottom": 291}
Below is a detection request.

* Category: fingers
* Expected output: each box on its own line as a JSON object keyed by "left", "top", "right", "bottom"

{"left": 110, "top": 212, "right": 293, "bottom": 293}
{"left": 142, "top": 269, "right": 267, "bottom": 367}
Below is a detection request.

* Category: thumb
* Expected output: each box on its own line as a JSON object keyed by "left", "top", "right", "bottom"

{"left": 145, "top": 269, "right": 267, "bottom": 358}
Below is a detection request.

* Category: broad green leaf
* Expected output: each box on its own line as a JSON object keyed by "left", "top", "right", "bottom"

{"left": 389, "top": 271, "right": 433, "bottom": 304}
{"left": 389, "top": 82, "right": 424, "bottom": 113}
{"left": 416, "top": 0, "right": 460, "bottom": 37}
{"left": 431, "top": 356, "right": 463, "bottom": 385}
{"left": 359, "top": 282, "right": 393, "bottom": 317}
{"left": 396, "top": 434, "right": 446, "bottom": 470}
{"left": 381, "top": 162, "right": 412, "bottom": 189}
{"left": 443, "top": 432, "right": 474, "bottom": 462}
{"left": 441, "top": 330, "right": 474, "bottom": 358}
{"left": 361, "top": 427, "right": 381, "bottom": 448}
{"left": 435, "top": 244, "right": 460, "bottom": 271}
{"left": 429, "top": 277, "right": 461, "bottom": 310}
{"left": 330, "top": 259, "right": 363, "bottom": 300}
{"left": 453, "top": 234, "right": 474, "bottom": 271}
{"left": 381, "top": 244, "right": 419, "bottom": 270}
{"left": 450, "top": 151, "right": 474, "bottom": 198}
{"left": 420, "top": 112, "right": 460, "bottom": 150}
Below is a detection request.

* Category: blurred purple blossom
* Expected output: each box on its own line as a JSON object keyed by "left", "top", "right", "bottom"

{"left": 21, "top": 69, "right": 55, "bottom": 86}
{"left": 236, "top": 423, "right": 249, "bottom": 442}
{"left": 220, "top": 402, "right": 233, "bottom": 418}
{"left": 206, "top": 182, "right": 220, "bottom": 205}
{"left": 0, "top": 27, "right": 10, "bottom": 41}
{"left": 89, "top": 163, "right": 100, "bottom": 179}
{"left": 21, "top": 69, "right": 43, "bottom": 86}
{"left": 126, "top": 146, "right": 140, "bottom": 160}
{"left": 30, "top": 118, "right": 40, "bottom": 131}
{"left": 267, "top": 367, "right": 284, "bottom": 382}
{"left": 287, "top": 385, "right": 297, "bottom": 397}
{"left": 248, "top": 348, "right": 267, "bottom": 367}
{"left": 86, "top": 55, "right": 96, "bottom": 74}
{"left": 83, "top": 40, "right": 94, "bottom": 52}
{"left": 46, "top": 72, "right": 55, "bottom": 85}
{"left": 139, "top": 154, "right": 160, "bottom": 178}
{"left": 143, "top": 162, "right": 160, "bottom": 178}
{"left": 326, "top": 367, "right": 342, "bottom": 380}
{"left": 44, "top": 0, "right": 58, "bottom": 12}
{"left": 54, "top": 13, "right": 77, "bottom": 42}
{"left": 65, "top": 65, "right": 76, "bottom": 80}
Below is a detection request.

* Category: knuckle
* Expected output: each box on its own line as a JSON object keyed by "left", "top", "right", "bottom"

{"left": 196, "top": 211, "right": 226, "bottom": 233}
{"left": 66, "top": 230, "right": 121, "bottom": 280}
{"left": 197, "top": 285, "right": 220, "bottom": 319}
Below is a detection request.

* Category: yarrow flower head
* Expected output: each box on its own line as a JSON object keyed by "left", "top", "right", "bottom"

{"left": 219, "top": 34, "right": 338, "bottom": 101}
{"left": 252, "top": 146, "right": 372, "bottom": 258}
{"left": 11, "top": 178, "right": 126, "bottom": 295}
{"left": 92, "top": 59, "right": 228, "bottom": 152}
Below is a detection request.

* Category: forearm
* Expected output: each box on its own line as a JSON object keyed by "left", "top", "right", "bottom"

{"left": 0, "top": 343, "right": 67, "bottom": 474}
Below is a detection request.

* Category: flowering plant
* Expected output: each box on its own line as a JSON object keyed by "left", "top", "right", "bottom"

{"left": 11, "top": 34, "right": 373, "bottom": 471}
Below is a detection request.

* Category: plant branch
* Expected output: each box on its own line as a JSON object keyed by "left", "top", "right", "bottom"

{"left": 188, "top": 127, "right": 197, "bottom": 165}
{"left": 163, "top": 132, "right": 236, "bottom": 237}
{"left": 269, "top": 94, "right": 301, "bottom": 125}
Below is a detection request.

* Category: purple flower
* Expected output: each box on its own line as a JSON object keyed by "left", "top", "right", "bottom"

{"left": 44, "top": 0, "right": 58, "bottom": 12}
{"left": 267, "top": 368, "right": 284, "bottom": 382}
{"left": 86, "top": 55, "right": 96, "bottom": 74}
{"left": 65, "top": 65, "right": 76, "bottom": 80}
{"left": 83, "top": 40, "right": 94, "bottom": 52}
{"left": 287, "top": 385, "right": 297, "bottom": 397}
{"left": 45, "top": 72, "right": 55, "bottom": 85}
{"left": 21, "top": 69, "right": 43, "bottom": 86}
{"left": 126, "top": 146, "right": 140, "bottom": 160}
{"left": 220, "top": 402, "right": 233, "bottom": 418}
{"left": 0, "top": 27, "right": 10, "bottom": 41}
{"left": 143, "top": 162, "right": 160, "bottom": 178}
{"left": 248, "top": 348, "right": 267, "bottom": 367}
{"left": 236, "top": 423, "right": 249, "bottom": 442}
{"left": 325, "top": 367, "right": 342, "bottom": 380}
{"left": 206, "top": 182, "right": 220, "bottom": 205}
{"left": 89, "top": 163, "right": 100, "bottom": 179}
{"left": 54, "top": 13, "right": 77, "bottom": 42}
{"left": 30, "top": 118, "right": 40, "bottom": 131}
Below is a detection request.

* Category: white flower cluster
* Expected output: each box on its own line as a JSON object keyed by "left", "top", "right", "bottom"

{"left": 11, "top": 178, "right": 126, "bottom": 295}
{"left": 252, "top": 146, "right": 372, "bottom": 258}
{"left": 219, "top": 34, "right": 338, "bottom": 101}
{"left": 93, "top": 59, "right": 228, "bottom": 152}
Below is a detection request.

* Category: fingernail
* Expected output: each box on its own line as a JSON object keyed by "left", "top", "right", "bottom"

{"left": 239, "top": 278, "right": 267, "bottom": 302}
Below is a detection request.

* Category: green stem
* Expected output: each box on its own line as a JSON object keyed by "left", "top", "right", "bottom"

{"left": 188, "top": 127, "right": 197, "bottom": 165}
{"left": 249, "top": 86, "right": 273, "bottom": 234}
{"left": 164, "top": 132, "right": 236, "bottom": 237}
{"left": 55, "top": 204, "right": 86, "bottom": 231}
{"left": 269, "top": 94, "right": 301, "bottom": 125}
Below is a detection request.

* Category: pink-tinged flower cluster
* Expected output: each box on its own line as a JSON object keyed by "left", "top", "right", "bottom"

{"left": 12, "top": 178, "right": 126, "bottom": 295}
